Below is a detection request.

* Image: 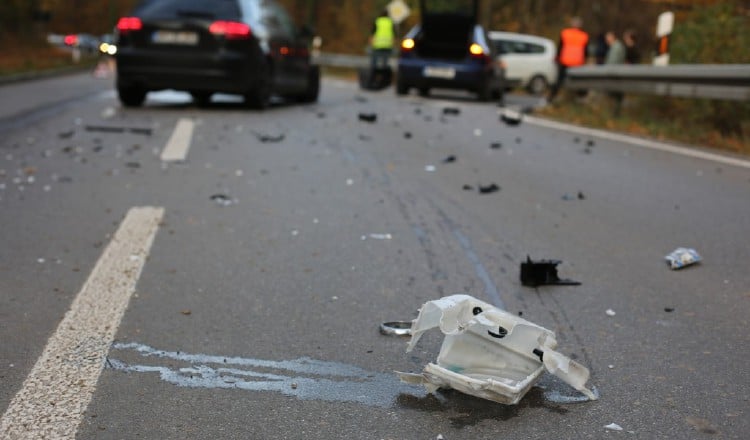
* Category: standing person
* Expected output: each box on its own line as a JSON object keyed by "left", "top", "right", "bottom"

{"left": 548, "top": 16, "right": 589, "bottom": 103}
{"left": 604, "top": 31, "right": 626, "bottom": 115}
{"left": 604, "top": 31, "right": 625, "bottom": 65}
{"left": 370, "top": 9, "right": 395, "bottom": 71}
{"left": 623, "top": 29, "right": 641, "bottom": 64}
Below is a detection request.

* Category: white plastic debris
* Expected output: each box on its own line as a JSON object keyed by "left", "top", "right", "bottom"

{"left": 425, "top": 165, "right": 436, "bottom": 172}
{"left": 606, "top": 309, "right": 616, "bottom": 317}
{"left": 398, "top": 294, "right": 596, "bottom": 405}
{"left": 604, "top": 423, "right": 623, "bottom": 431}
{"left": 665, "top": 247, "right": 702, "bottom": 270}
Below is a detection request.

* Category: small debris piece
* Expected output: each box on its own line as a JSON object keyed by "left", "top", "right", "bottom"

{"left": 130, "top": 127, "right": 153, "bottom": 136}
{"left": 58, "top": 130, "right": 75, "bottom": 139}
{"left": 254, "top": 132, "right": 285, "bottom": 143}
{"left": 606, "top": 309, "right": 616, "bottom": 317}
{"left": 500, "top": 108, "right": 523, "bottom": 126}
{"left": 587, "top": 140, "right": 596, "bottom": 147}
{"left": 358, "top": 113, "right": 377, "bottom": 123}
{"left": 462, "top": 185, "right": 474, "bottom": 191}
{"left": 490, "top": 142, "right": 502, "bottom": 150}
{"left": 397, "top": 294, "right": 597, "bottom": 405}
{"left": 665, "top": 248, "right": 701, "bottom": 270}
{"left": 210, "top": 194, "right": 235, "bottom": 206}
{"left": 404, "top": 132, "right": 412, "bottom": 139}
{"left": 358, "top": 134, "right": 372, "bottom": 141}
{"left": 604, "top": 423, "right": 623, "bottom": 431}
{"left": 291, "top": 382, "right": 298, "bottom": 389}
{"left": 379, "top": 321, "right": 412, "bottom": 336}
{"left": 520, "top": 256, "right": 581, "bottom": 287}
{"left": 368, "top": 233, "right": 392, "bottom": 240}
{"left": 126, "top": 162, "right": 141, "bottom": 169}
{"left": 442, "top": 107, "right": 461, "bottom": 116}
{"left": 577, "top": 191, "right": 586, "bottom": 200}
{"left": 425, "top": 165, "right": 436, "bottom": 172}
{"left": 478, "top": 183, "right": 500, "bottom": 194}
{"left": 181, "top": 310, "right": 192, "bottom": 316}
{"left": 442, "top": 155, "right": 456, "bottom": 163}
{"left": 474, "top": 129, "right": 483, "bottom": 137}
{"left": 664, "top": 307, "right": 675, "bottom": 313}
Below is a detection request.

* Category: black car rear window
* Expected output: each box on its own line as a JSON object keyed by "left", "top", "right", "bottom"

{"left": 134, "top": 0, "right": 241, "bottom": 20}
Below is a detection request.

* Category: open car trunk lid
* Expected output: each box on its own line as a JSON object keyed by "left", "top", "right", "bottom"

{"left": 417, "top": 0, "right": 480, "bottom": 60}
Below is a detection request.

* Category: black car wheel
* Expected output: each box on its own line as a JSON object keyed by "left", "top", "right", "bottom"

{"left": 118, "top": 86, "right": 146, "bottom": 107}
{"left": 245, "top": 62, "right": 272, "bottom": 110}
{"left": 477, "top": 79, "right": 493, "bottom": 102}
{"left": 298, "top": 66, "right": 320, "bottom": 103}
{"left": 527, "top": 75, "right": 548, "bottom": 96}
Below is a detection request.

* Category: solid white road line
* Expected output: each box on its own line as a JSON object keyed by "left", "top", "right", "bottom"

{"left": 161, "top": 118, "right": 194, "bottom": 162}
{"left": 524, "top": 115, "right": 750, "bottom": 170}
{"left": 0, "top": 206, "right": 164, "bottom": 439}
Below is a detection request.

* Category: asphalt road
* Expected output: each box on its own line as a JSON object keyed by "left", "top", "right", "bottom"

{"left": 0, "top": 70, "right": 748, "bottom": 439}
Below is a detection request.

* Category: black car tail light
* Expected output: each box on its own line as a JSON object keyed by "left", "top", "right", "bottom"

{"left": 209, "top": 21, "right": 252, "bottom": 40}
{"left": 116, "top": 17, "right": 143, "bottom": 34}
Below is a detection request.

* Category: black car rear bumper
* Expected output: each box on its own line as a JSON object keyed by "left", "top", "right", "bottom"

{"left": 116, "top": 48, "right": 263, "bottom": 94}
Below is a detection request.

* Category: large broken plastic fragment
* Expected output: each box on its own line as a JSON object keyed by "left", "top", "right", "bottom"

{"left": 398, "top": 294, "right": 596, "bottom": 405}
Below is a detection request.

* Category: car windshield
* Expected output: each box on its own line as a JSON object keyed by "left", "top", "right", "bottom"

{"left": 134, "top": 0, "right": 241, "bottom": 20}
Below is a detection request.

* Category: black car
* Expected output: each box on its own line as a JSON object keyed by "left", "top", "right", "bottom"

{"left": 114, "top": 0, "right": 319, "bottom": 109}
{"left": 397, "top": 0, "right": 504, "bottom": 101}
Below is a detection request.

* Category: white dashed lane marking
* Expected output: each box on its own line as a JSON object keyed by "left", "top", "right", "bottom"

{"left": 161, "top": 118, "right": 195, "bottom": 162}
{"left": 0, "top": 206, "right": 164, "bottom": 439}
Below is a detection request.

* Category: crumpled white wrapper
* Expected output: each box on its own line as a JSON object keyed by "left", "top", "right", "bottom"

{"left": 398, "top": 294, "right": 597, "bottom": 405}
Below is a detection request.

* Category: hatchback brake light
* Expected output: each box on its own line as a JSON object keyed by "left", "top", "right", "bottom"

{"left": 469, "top": 43, "right": 491, "bottom": 64}
{"left": 117, "top": 17, "right": 143, "bottom": 33}
{"left": 64, "top": 34, "right": 78, "bottom": 46}
{"left": 209, "top": 21, "right": 251, "bottom": 40}
{"left": 401, "top": 38, "right": 415, "bottom": 54}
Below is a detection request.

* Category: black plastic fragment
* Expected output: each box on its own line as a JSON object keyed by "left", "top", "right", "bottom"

{"left": 478, "top": 183, "right": 500, "bottom": 194}
{"left": 442, "top": 107, "right": 461, "bottom": 116}
{"left": 462, "top": 184, "right": 474, "bottom": 191}
{"left": 490, "top": 142, "right": 502, "bottom": 150}
{"left": 254, "top": 132, "right": 285, "bottom": 143}
{"left": 520, "top": 256, "right": 581, "bottom": 287}
{"left": 358, "top": 113, "right": 377, "bottom": 123}
{"left": 488, "top": 326, "right": 508, "bottom": 339}
{"left": 58, "top": 130, "right": 75, "bottom": 139}
{"left": 533, "top": 349, "right": 544, "bottom": 361}
{"left": 442, "top": 155, "right": 456, "bottom": 163}
{"left": 404, "top": 132, "right": 412, "bottom": 139}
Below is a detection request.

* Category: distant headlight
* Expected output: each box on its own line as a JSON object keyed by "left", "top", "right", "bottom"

{"left": 401, "top": 38, "right": 415, "bottom": 50}
{"left": 107, "top": 45, "right": 117, "bottom": 55}
{"left": 99, "top": 43, "right": 109, "bottom": 53}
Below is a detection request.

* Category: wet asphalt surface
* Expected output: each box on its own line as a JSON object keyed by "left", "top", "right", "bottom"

{"left": 0, "top": 71, "right": 749, "bottom": 439}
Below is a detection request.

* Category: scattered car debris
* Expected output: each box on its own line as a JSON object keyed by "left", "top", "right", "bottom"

{"left": 520, "top": 256, "right": 581, "bottom": 287}
{"left": 425, "top": 165, "right": 436, "bottom": 172}
{"left": 442, "top": 155, "right": 456, "bottom": 163}
{"left": 379, "top": 321, "right": 412, "bottom": 336}
{"left": 210, "top": 194, "right": 235, "bottom": 207}
{"left": 474, "top": 129, "right": 483, "bottom": 137}
{"left": 358, "top": 113, "right": 378, "bottom": 123}
{"left": 442, "top": 107, "right": 461, "bottom": 116}
{"left": 587, "top": 140, "right": 596, "bottom": 147}
{"left": 462, "top": 184, "right": 474, "bottom": 191}
{"left": 500, "top": 108, "right": 523, "bottom": 126}
{"left": 397, "top": 294, "right": 597, "bottom": 405}
{"left": 478, "top": 183, "right": 500, "bottom": 194}
{"left": 404, "top": 132, "right": 412, "bottom": 139}
{"left": 490, "top": 142, "right": 502, "bottom": 150}
{"left": 364, "top": 233, "right": 392, "bottom": 240}
{"left": 604, "top": 423, "right": 623, "bottom": 431}
{"left": 664, "top": 307, "right": 675, "bottom": 313}
{"left": 665, "top": 248, "right": 702, "bottom": 270}
{"left": 253, "top": 132, "right": 285, "bottom": 143}
{"left": 606, "top": 309, "right": 616, "bottom": 317}
{"left": 562, "top": 191, "right": 586, "bottom": 201}
{"left": 85, "top": 125, "right": 152, "bottom": 135}
{"left": 58, "top": 130, "right": 75, "bottom": 139}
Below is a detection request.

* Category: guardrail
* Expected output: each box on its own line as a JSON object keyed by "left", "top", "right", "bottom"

{"left": 565, "top": 64, "right": 750, "bottom": 101}
{"left": 312, "top": 53, "right": 750, "bottom": 102}
{"left": 312, "top": 52, "right": 394, "bottom": 69}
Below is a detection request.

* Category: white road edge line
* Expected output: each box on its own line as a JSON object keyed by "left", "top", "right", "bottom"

{"left": 0, "top": 206, "right": 165, "bottom": 439}
{"left": 524, "top": 115, "right": 750, "bottom": 170}
{"left": 161, "top": 118, "right": 194, "bottom": 162}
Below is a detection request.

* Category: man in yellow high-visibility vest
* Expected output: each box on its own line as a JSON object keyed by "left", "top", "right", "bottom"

{"left": 370, "top": 9, "right": 395, "bottom": 71}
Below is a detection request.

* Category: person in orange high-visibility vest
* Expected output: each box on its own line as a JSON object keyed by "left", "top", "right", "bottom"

{"left": 548, "top": 16, "right": 589, "bottom": 102}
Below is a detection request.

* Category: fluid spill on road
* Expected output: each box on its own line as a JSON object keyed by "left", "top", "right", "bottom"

{"left": 107, "top": 342, "right": 425, "bottom": 407}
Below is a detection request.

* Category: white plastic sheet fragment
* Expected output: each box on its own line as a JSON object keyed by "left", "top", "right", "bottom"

{"left": 398, "top": 294, "right": 597, "bottom": 405}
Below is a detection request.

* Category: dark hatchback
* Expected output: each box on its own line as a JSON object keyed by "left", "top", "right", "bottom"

{"left": 396, "top": 0, "right": 503, "bottom": 101}
{"left": 115, "top": 0, "right": 319, "bottom": 109}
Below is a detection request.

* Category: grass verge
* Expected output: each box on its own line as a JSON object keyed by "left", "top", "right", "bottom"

{"left": 537, "top": 91, "right": 750, "bottom": 156}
